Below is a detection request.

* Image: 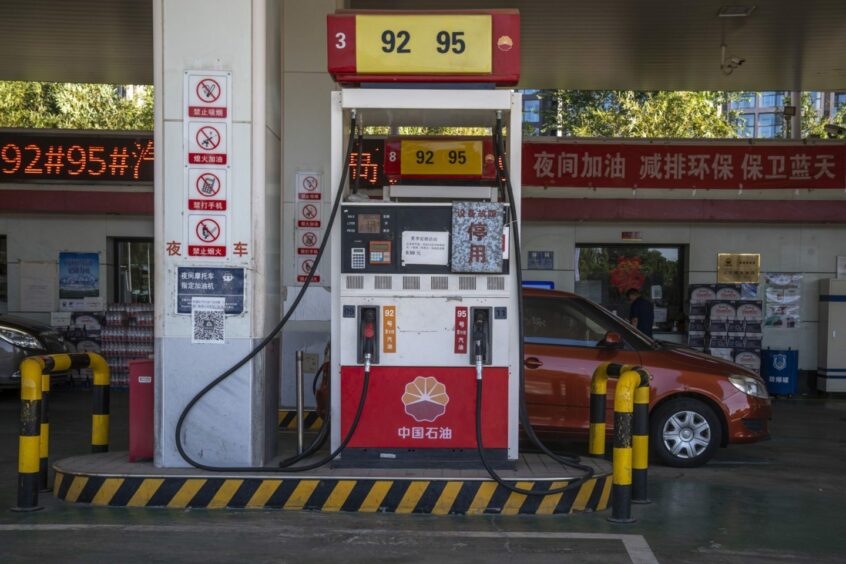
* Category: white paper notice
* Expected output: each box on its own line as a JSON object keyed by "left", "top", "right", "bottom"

{"left": 20, "top": 262, "right": 56, "bottom": 312}
{"left": 191, "top": 296, "right": 225, "bottom": 344}
{"left": 401, "top": 231, "right": 449, "bottom": 266}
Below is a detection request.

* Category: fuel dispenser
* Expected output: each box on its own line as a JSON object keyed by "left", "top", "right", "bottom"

{"left": 329, "top": 90, "right": 523, "bottom": 468}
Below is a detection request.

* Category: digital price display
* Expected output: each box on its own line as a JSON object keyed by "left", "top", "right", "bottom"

{"left": 0, "top": 131, "right": 154, "bottom": 183}
{"left": 384, "top": 137, "right": 496, "bottom": 181}
{"left": 348, "top": 137, "right": 386, "bottom": 188}
{"left": 327, "top": 10, "right": 520, "bottom": 85}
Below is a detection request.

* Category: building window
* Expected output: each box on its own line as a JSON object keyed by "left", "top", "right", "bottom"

{"left": 834, "top": 92, "right": 846, "bottom": 114}
{"left": 523, "top": 99, "right": 541, "bottom": 123}
{"left": 759, "top": 91, "right": 785, "bottom": 108}
{"left": 0, "top": 236, "right": 6, "bottom": 307}
{"left": 736, "top": 112, "right": 755, "bottom": 138}
{"left": 757, "top": 112, "right": 784, "bottom": 138}
{"left": 731, "top": 92, "right": 756, "bottom": 109}
{"left": 807, "top": 92, "right": 822, "bottom": 112}
{"left": 574, "top": 245, "right": 685, "bottom": 334}
{"left": 113, "top": 238, "right": 153, "bottom": 304}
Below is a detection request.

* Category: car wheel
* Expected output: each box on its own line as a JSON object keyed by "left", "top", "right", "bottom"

{"left": 650, "top": 398, "right": 721, "bottom": 468}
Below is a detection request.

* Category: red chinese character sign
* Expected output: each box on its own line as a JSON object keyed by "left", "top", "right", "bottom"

{"left": 187, "top": 215, "right": 227, "bottom": 257}
{"left": 522, "top": 142, "right": 846, "bottom": 190}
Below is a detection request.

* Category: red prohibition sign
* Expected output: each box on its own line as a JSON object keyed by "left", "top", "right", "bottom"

{"left": 196, "top": 126, "right": 221, "bottom": 151}
{"left": 303, "top": 176, "right": 319, "bottom": 191}
{"left": 196, "top": 78, "right": 222, "bottom": 103}
{"left": 196, "top": 172, "right": 221, "bottom": 197}
{"left": 302, "top": 204, "right": 318, "bottom": 219}
{"left": 301, "top": 231, "right": 318, "bottom": 247}
{"left": 196, "top": 218, "right": 221, "bottom": 242}
{"left": 301, "top": 259, "right": 315, "bottom": 273}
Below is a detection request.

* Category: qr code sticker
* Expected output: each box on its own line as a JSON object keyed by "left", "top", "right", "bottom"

{"left": 192, "top": 309, "right": 225, "bottom": 344}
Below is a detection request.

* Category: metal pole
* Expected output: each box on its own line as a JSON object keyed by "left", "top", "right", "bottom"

{"left": 296, "top": 350, "right": 304, "bottom": 455}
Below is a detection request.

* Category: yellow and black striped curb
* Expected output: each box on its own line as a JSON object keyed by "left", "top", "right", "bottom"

{"left": 278, "top": 409, "right": 324, "bottom": 431}
{"left": 53, "top": 470, "right": 611, "bottom": 515}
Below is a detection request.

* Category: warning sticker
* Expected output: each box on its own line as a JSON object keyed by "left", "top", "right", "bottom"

{"left": 188, "top": 169, "right": 227, "bottom": 211}
{"left": 296, "top": 172, "right": 322, "bottom": 200}
{"left": 297, "top": 201, "right": 322, "bottom": 228}
{"left": 454, "top": 306, "right": 468, "bottom": 354}
{"left": 295, "top": 255, "right": 320, "bottom": 283}
{"left": 297, "top": 228, "right": 320, "bottom": 256}
{"left": 187, "top": 214, "right": 227, "bottom": 257}
{"left": 187, "top": 122, "right": 228, "bottom": 165}
{"left": 187, "top": 74, "right": 229, "bottom": 118}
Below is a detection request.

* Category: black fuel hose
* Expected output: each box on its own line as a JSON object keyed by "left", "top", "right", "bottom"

{"left": 470, "top": 115, "right": 595, "bottom": 495}
{"left": 175, "top": 111, "right": 370, "bottom": 472}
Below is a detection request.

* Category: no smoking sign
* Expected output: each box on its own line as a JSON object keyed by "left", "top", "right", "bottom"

{"left": 296, "top": 171, "right": 322, "bottom": 200}
{"left": 187, "top": 73, "right": 229, "bottom": 118}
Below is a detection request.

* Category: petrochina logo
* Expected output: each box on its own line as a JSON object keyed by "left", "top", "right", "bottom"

{"left": 402, "top": 376, "right": 449, "bottom": 423}
{"left": 497, "top": 35, "right": 513, "bottom": 52}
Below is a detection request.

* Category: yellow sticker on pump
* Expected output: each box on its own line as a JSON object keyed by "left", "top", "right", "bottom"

{"left": 400, "top": 140, "right": 483, "bottom": 176}
{"left": 355, "top": 15, "right": 492, "bottom": 74}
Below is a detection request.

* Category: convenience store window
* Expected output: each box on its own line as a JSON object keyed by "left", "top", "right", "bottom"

{"left": 574, "top": 245, "right": 686, "bottom": 333}
{"left": 113, "top": 238, "right": 153, "bottom": 304}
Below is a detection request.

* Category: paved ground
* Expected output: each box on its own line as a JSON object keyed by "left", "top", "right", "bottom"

{"left": 0, "top": 388, "right": 844, "bottom": 563}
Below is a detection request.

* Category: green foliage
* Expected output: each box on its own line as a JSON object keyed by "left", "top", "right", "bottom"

{"left": 796, "top": 93, "right": 846, "bottom": 139}
{"left": 542, "top": 90, "right": 738, "bottom": 138}
{"left": 0, "top": 81, "right": 153, "bottom": 130}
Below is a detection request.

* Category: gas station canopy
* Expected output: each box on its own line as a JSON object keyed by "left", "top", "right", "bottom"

{"left": 1, "top": 0, "right": 845, "bottom": 91}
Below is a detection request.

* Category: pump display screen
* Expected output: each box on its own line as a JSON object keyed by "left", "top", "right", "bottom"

{"left": 357, "top": 213, "right": 382, "bottom": 234}
{"left": 383, "top": 137, "right": 496, "bottom": 180}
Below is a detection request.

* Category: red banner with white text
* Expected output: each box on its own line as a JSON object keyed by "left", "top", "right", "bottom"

{"left": 522, "top": 142, "right": 846, "bottom": 190}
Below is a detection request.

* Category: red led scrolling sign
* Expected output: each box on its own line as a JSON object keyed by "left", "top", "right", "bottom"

{"left": 0, "top": 132, "right": 154, "bottom": 183}
{"left": 327, "top": 10, "right": 520, "bottom": 85}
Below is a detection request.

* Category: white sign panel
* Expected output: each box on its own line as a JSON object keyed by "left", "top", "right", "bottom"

{"left": 187, "top": 214, "right": 227, "bottom": 258}
{"left": 296, "top": 171, "right": 322, "bottom": 200}
{"left": 401, "top": 231, "right": 449, "bottom": 266}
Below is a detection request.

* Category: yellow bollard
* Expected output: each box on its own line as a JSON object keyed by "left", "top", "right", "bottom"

{"left": 632, "top": 370, "right": 651, "bottom": 504}
{"left": 14, "top": 358, "right": 44, "bottom": 511}
{"left": 608, "top": 369, "right": 640, "bottom": 524}
{"left": 89, "top": 353, "right": 111, "bottom": 453}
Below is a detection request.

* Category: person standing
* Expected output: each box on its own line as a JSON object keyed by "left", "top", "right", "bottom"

{"left": 626, "top": 288, "right": 654, "bottom": 337}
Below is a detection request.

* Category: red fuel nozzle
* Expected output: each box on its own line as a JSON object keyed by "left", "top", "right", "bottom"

{"left": 363, "top": 321, "right": 375, "bottom": 339}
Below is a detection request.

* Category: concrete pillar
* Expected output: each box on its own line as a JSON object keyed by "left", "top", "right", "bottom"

{"left": 278, "top": 0, "right": 342, "bottom": 412}
{"left": 153, "top": 0, "right": 281, "bottom": 467}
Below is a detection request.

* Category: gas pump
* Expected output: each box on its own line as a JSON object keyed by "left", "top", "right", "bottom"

{"left": 329, "top": 91, "right": 522, "bottom": 468}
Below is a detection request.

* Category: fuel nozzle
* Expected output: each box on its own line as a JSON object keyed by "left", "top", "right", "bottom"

{"left": 474, "top": 313, "right": 486, "bottom": 381}
{"left": 362, "top": 309, "right": 376, "bottom": 373}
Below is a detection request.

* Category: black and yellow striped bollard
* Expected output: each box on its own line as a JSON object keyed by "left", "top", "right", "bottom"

{"left": 608, "top": 369, "right": 641, "bottom": 524}
{"left": 632, "top": 372, "right": 651, "bottom": 504}
{"left": 39, "top": 371, "right": 51, "bottom": 492}
{"left": 13, "top": 358, "right": 44, "bottom": 512}
{"left": 89, "top": 354, "right": 111, "bottom": 453}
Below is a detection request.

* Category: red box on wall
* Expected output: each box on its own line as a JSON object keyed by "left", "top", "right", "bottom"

{"left": 128, "top": 359, "right": 154, "bottom": 462}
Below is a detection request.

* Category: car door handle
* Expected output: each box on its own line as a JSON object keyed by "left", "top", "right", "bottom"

{"left": 525, "top": 357, "right": 543, "bottom": 369}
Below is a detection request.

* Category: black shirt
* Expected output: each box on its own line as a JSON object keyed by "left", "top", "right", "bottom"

{"left": 629, "top": 297, "right": 654, "bottom": 337}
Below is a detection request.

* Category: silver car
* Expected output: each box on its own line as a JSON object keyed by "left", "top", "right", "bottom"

{"left": 0, "top": 315, "right": 69, "bottom": 389}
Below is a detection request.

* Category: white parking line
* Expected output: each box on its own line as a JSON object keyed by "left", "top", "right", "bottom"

{"left": 0, "top": 524, "right": 659, "bottom": 563}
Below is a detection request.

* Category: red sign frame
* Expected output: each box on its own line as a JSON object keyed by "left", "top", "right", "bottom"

{"left": 327, "top": 10, "right": 520, "bottom": 85}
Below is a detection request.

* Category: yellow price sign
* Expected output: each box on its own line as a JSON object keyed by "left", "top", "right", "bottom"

{"left": 401, "top": 140, "right": 483, "bottom": 176}
{"left": 356, "top": 15, "right": 492, "bottom": 74}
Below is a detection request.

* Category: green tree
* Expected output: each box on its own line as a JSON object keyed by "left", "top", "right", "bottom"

{"left": 0, "top": 81, "right": 153, "bottom": 130}
{"left": 542, "top": 90, "right": 738, "bottom": 138}
{"left": 794, "top": 93, "right": 846, "bottom": 139}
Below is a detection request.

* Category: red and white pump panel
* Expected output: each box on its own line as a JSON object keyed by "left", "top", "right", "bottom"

{"left": 327, "top": 10, "right": 520, "bottom": 85}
